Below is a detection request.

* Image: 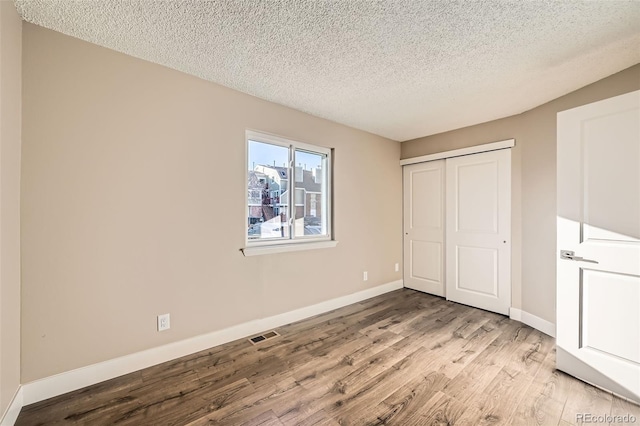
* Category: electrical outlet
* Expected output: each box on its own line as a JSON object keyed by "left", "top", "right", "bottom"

{"left": 157, "top": 313, "right": 170, "bottom": 331}
{"left": 395, "top": 263, "right": 399, "bottom": 272}
{"left": 363, "top": 271, "right": 368, "bottom": 281}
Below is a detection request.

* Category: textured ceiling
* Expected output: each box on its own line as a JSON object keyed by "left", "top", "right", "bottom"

{"left": 14, "top": 0, "right": 640, "bottom": 141}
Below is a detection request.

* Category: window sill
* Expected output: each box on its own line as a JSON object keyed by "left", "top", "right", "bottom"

{"left": 241, "top": 240, "right": 339, "bottom": 256}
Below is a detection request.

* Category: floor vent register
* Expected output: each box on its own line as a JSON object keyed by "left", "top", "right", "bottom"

{"left": 248, "top": 330, "right": 280, "bottom": 345}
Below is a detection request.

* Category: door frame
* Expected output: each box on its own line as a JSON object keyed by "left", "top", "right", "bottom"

{"left": 400, "top": 139, "right": 514, "bottom": 166}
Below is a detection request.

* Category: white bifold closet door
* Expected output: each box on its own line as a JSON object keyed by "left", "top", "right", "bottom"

{"left": 445, "top": 149, "right": 511, "bottom": 315}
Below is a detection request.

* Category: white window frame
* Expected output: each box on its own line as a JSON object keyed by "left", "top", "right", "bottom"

{"left": 242, "top": 130, "right": 337, "bottom": 256}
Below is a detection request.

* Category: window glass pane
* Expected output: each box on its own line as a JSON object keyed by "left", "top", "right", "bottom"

{"left": 294, "top": 149, "right": 327, "bottom": 237}
{"left": 247, "top": 140, "right": 290, "bottom": 241}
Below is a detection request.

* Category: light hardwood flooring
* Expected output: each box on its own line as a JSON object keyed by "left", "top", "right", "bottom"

{"left": 16, "top": 289, "right": 640, "bottom": 425}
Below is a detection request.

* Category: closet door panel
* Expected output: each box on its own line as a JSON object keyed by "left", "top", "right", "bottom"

{"left": 446, "top": 149, "right": 511, "bottom": 315}
{"left": 403, "top": 160, "right": 445, "bottom": 296}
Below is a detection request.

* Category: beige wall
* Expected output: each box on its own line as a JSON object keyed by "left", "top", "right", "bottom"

{"left": 21, "top": 24, "right": 402, "bottom": 382}
{"left": 401, "top": 64, "right": 640, "bottom": 325}
{"left": 0, "top": 1, "right": 22, "bottom": 417}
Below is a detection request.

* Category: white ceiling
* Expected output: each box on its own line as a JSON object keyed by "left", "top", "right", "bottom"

{"left": 14, "top": 1, "right": 640, "bottom": 142}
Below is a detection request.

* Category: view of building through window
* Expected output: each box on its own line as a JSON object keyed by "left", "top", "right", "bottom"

{"left": 247, "top": 135, "right": 329, "bottom": 243}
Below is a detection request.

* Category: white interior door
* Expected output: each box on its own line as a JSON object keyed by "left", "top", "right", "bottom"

{"left": 557, "top": 90, "right": 640, "bottom": 403}
{"left": 403, "top": 160, "right": 445, "bottom": 296}
{"left": 445, "top": 149, "right": 511, "bottom": 315}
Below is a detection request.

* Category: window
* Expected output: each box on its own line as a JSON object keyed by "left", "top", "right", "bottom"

{"left": 245, "top": 130, "right": 333, "bottom": 253}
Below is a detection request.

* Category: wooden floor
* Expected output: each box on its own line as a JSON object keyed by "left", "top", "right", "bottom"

{"left": 17, "top": 289, "right": 640, "bottom": 425}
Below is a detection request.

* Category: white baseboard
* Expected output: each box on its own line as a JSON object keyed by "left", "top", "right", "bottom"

{"left": 510, "top": 308, "right": 556, "bottom": 338}
{"left": 0, "top": 386, "right": 23, "bottom": 426}
{"left": 22, "top": 280, "right": 403, "bottom": 405}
